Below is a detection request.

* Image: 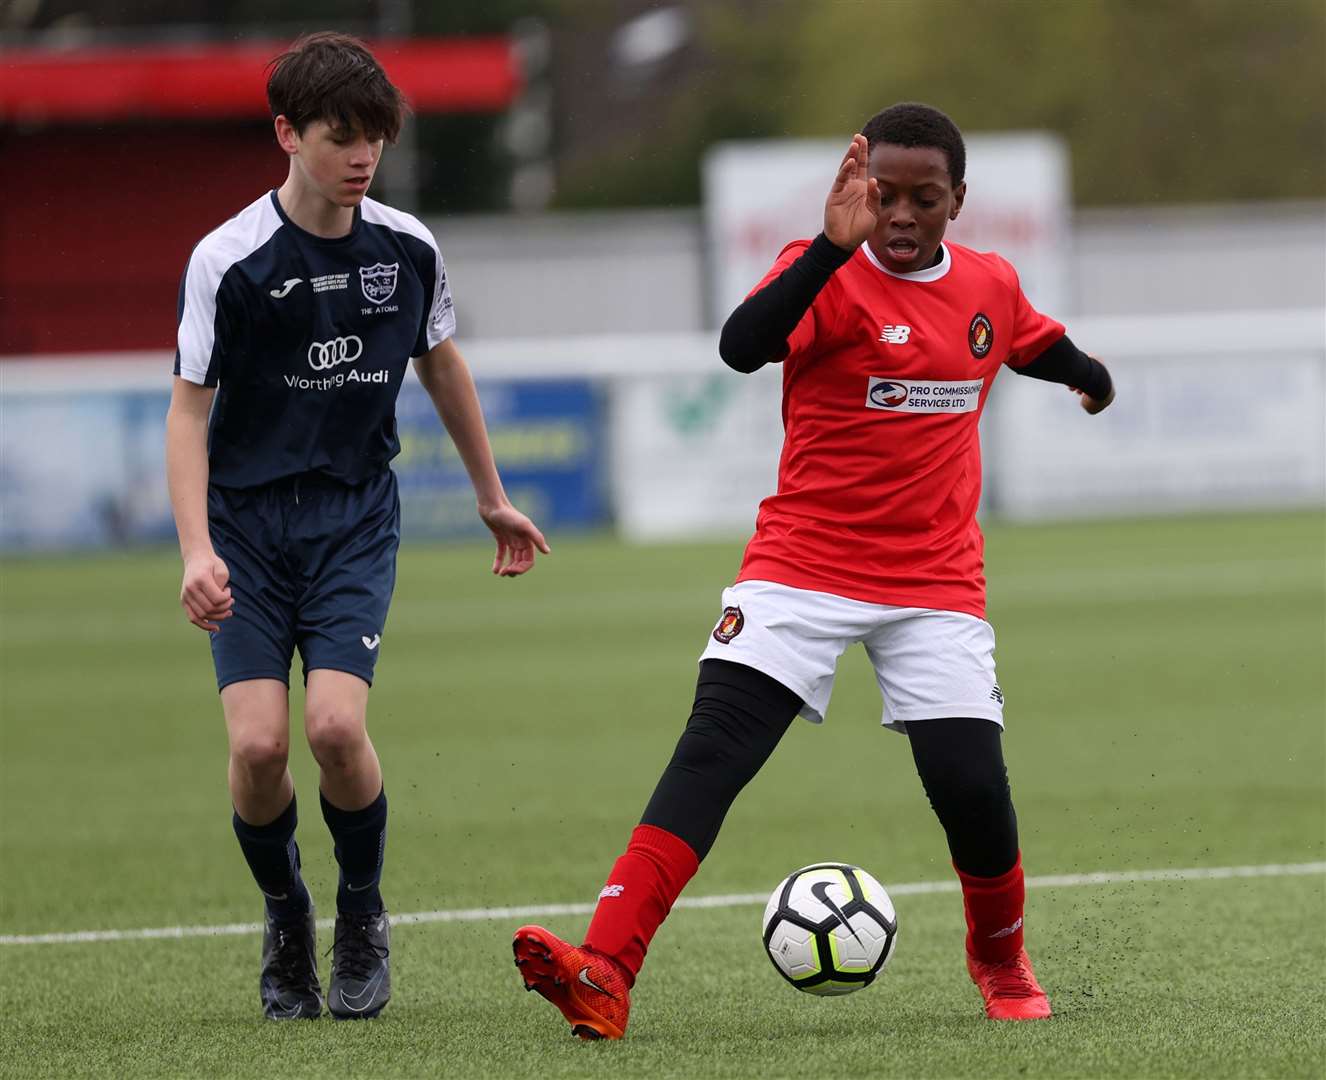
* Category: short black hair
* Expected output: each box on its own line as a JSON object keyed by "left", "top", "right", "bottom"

{"left": 267, "top": 31, "right": 408, "bottom": 143}
{"left": 861, "top": 103, "right": 966, "bottom": 187}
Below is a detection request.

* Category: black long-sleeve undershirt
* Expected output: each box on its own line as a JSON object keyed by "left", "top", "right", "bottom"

{"left": 718, "top": 232, "right": 854, "bottom": 373}
{"left": 717, "top": 233, "right": 1113, "bottom": 402}
{"left": 1014, "top": 333, "right": 1113, "bottom": 401}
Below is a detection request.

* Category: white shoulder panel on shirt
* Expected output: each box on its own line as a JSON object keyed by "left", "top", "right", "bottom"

{"left": 360, "top": 196, "right": 439, "bottom": 253}
{"left": 176, "top": 193, "right": 283, "bottom": 385}
{"left": 361, "top": 197, "right": 455, "bottom": 352}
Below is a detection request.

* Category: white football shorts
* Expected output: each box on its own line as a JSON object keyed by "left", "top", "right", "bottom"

{"left": 697, "top": 579, "right": 1004, "bottom": 732}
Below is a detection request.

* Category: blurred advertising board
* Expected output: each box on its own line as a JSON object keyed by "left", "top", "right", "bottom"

{"left": 0, "top": 366, "right": 605, "bottom": 552}
{"left": 607, "top": 368, "right": 782, "bottom": 542}
{"left": 984, "top": 310, "right": 1326, "bottom": 519}
{"left": 393, "top": 378, "right": 604, "bottom": 539}
{"left": 703, "top": 133, "right": 1071, "bottom": 321}
{"left": 0, "top": 388, "right": 175, "bottom": 550}
{"left": 605, "top": 312, "right": 1325, "bottom": 539}
{"left": 3, "top": 311, "right": 1322, "bottom": 551}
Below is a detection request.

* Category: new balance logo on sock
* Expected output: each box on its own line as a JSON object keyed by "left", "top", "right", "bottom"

{"left": 989, "top": 917, "right": 1023, "bottom": 939}
{"left": 598, "top": 884, "right": 625, "bottom": 899}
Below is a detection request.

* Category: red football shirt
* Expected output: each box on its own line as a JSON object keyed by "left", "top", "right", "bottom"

{"left": 735, "top": 239, "right": 1065, "bottom": 618}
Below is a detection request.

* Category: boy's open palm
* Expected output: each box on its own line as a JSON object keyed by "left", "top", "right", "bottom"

{"left": 824, "top": 134, "right": 880, "bottom": 250}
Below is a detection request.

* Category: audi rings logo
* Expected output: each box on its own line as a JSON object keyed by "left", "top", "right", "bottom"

{"left": 307, "top": 335, "right": 363, "bottom": 371}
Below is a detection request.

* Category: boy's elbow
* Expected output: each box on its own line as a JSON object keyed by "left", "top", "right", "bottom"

{"left": 718, "top": 324, "right": 763, "bottom": 374}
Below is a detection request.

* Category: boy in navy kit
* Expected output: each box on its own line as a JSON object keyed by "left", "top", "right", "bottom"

{"left": 166, "top": 32, "right": 549, "bottom": 1021}
{"left": 512, "top": 104, "right": 1114, "bottom": 1037}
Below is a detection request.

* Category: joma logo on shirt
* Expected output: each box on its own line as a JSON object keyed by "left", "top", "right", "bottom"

{"left": 878, "top": 324, "right": 912, "bottom": 344}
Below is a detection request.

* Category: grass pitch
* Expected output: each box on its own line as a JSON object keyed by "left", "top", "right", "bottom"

{"left": 2, "top": 511, "right": 1323, "bottom": 1078}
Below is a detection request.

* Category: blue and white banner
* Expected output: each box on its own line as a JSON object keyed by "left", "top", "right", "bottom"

{"left": 393, "top": 378, "right": 604, "bottom": 539}
{"left": 0, "top": 374, "right": 605, "bottom": 552}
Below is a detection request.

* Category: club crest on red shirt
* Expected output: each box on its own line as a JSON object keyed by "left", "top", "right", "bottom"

{"left": 712, "top": 605, "right": 745, "bottom": 644}
{"left": 969, "top": 313, "right": 994, "bottom": 359}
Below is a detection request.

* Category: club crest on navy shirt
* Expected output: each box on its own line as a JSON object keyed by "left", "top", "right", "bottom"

{"left": 360, "top": 262, "right": 399, "bottom": 304}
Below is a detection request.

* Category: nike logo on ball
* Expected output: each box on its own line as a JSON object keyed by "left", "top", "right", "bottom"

{"left": 811, "top": 880, "right": 866, "bottom": 947}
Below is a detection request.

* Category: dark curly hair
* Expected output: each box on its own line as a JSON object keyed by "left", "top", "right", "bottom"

{"left": 267, "top": 31, "right": 408, "bottom": 143}
{"left": 861, "top": 102, "right": 966, "bottom": 187}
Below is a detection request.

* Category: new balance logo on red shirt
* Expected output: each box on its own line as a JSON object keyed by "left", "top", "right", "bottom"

{"left": 878, "top": 324, "right": 912, "bottom": 344}
{"left": 599, "top": 884, "right": 625, "bottom": 899}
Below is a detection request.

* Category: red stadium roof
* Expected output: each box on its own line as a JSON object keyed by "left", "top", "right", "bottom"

{"left": 0, "top": 37, "right": 522, "bottom": 122}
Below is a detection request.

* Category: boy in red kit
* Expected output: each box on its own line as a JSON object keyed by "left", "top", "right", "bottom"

{"left": 512, "top": 103, "right": 1115, "bottom": 1037}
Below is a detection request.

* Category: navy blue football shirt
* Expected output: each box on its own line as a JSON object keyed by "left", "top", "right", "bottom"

{"left": 175, "top": 191, "right": 456, "bottom": 488}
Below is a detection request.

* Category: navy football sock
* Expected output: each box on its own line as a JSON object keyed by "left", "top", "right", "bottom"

{"left": 233, "top": 795, "right": 312, "bottom": 922}
{"left": 320, "top": 787, "right": 388, "bottom": 916}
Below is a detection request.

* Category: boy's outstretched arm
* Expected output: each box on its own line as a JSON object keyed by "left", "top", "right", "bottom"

{"left": 413, "top": 338, "right": 550, "bottom": 576}
{"left": 1014, "top": 334, "right": 1116, "bottom": 415}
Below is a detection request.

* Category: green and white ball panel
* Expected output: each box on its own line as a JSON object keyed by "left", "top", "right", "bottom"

{"left": 765, "top": 919, "right": 822, "bottom": 981}
{"left": 826, "top": 910, "right": 894, "bottom": 974}
{"left": 852, "top": 867, "right": 897, "bottom": 925}
{"left": 804, "top": 978, "right": 867, "bottom": 998}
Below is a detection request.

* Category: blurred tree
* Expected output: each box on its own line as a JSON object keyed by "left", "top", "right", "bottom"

{"left": 779, "top": 0, "right": 1326, "bottom": 206}
{"left": 549, "top": 0, "right": 1326, "bottom": 208}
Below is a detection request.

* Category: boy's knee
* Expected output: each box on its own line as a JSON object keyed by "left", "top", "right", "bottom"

{"left": 305, "top": 705, "right": 366, "bottom": 767}
{"left": 230, "top": 732, "right": 289, "bottom": 778}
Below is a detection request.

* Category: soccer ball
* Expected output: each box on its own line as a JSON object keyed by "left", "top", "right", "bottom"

{"left": 762, "top": 862, "right": 898, "bottom": 996}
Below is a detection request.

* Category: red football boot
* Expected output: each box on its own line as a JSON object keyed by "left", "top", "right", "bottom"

{"left": 513, "top": 925, "right": 631, "bottom": 1040}
{"left": 966, "top": 947, "right": 1052, "bottom": 1020}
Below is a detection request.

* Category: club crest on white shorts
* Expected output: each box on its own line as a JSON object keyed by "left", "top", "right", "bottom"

{"left": 712, "top": 605, "right": 745, "bottom": 644}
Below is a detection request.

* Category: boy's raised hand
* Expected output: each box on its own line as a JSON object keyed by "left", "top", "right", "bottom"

{"left": 824, "top": 134, "right": 880, "bottom": 250}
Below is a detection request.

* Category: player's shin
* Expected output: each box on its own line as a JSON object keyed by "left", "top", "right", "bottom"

{"left": 583, "top": 825, "right": 699, "bottom": 984}
{"left": 583, "top": 660, "right": 800, "bottom": 981}
{"left": 233, "top": 794, "right": 312, "bottom": 921}
{"left": 956, "top": 852, "right": 1026, "bottom": 963}
{"left": 320, "top": 787, "right": 388, "bottom": 915}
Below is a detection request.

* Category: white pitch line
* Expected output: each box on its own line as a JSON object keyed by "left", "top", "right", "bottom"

{"left": 2, "top": 861, "right": 1322, "bottom": 948}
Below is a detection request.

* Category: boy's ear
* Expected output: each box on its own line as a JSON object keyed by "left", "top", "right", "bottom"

{"left": 951, "top": 180, "right": 967, "bottom": 219}
{"left": 274, "top": 115, "right": 300, "bottom": 156}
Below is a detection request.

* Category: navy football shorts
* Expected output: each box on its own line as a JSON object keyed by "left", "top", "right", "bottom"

{"left": 206, "top": 469, "right": 400, "bottom": 692}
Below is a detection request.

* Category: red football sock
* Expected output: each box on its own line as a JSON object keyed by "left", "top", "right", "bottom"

{"left": 583, "top": 824, "right": 699, "bottom": 986}
{"left": 955, "top": 852, "right": 1025, "bottom": 963}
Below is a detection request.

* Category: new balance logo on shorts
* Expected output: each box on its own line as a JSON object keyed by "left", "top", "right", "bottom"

{"left": 989, "top": 684, "right": 1004, "bottom": 704}
{"left": 598, "top": 884, "right": 625, "bottom": 899}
